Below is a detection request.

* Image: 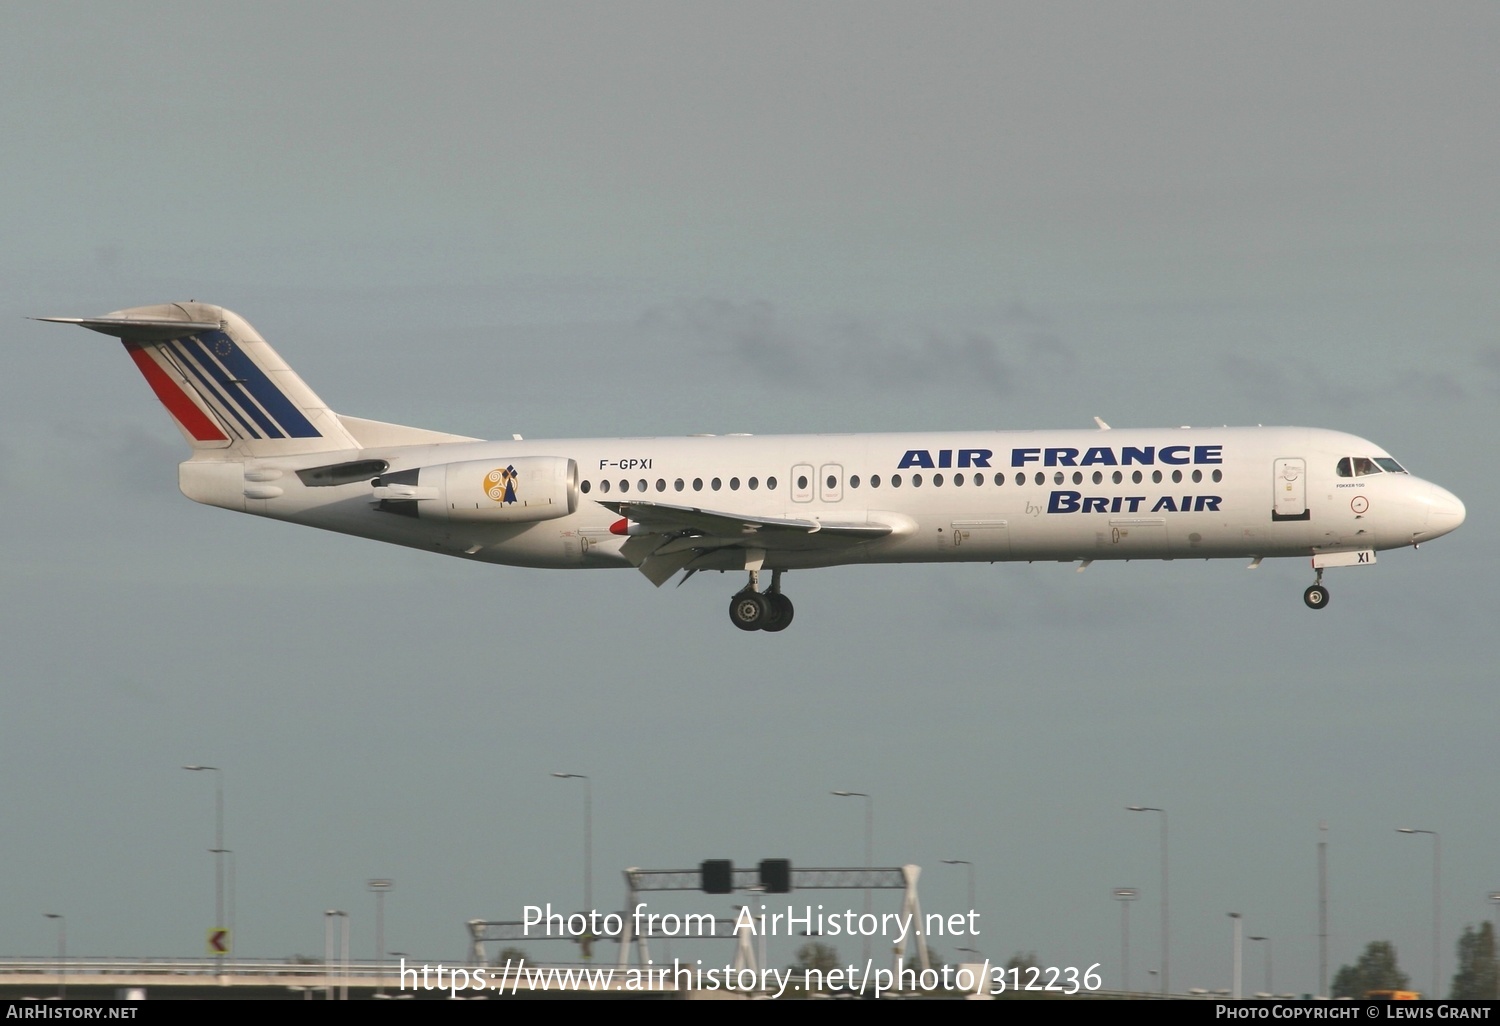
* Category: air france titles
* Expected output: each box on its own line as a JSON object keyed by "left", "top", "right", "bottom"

{"left": 897, "top": 444, "right": 1225, "bottom": 515}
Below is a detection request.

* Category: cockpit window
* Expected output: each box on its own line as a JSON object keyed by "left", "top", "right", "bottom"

{"left": 1337, "top": 456, "right": 1407, "bottom": 477}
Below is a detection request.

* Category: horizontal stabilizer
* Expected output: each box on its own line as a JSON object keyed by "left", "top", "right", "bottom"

{"left": 34, "top": 316, "right": 222, "bottom": 342}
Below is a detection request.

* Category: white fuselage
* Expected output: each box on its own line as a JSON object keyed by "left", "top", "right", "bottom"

{"left": 181, "top": 425, "right": 1464, "bottom": 573}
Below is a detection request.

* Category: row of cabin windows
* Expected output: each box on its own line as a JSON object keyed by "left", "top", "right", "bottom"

{"left": 577, "top": 467, "right": 1225, "bottom": 495}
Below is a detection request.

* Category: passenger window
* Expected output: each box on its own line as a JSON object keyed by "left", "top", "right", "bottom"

{"left": 767, "top": 477, "right": 777, "bottom": 489}
{"left": 730, "top": 477, "right": 741, "bottom": 490}
{"left": 912, "top": 474, "right": 923, "bottom": 487}
{"left": 711, "top": 478, "right": 722, "bottom": 491}
{"left": 599, "top": 480, "right": 610, "bottom": 494}
{"left": 892, "top": 474, "right": 902, "bottom": 488}
{"left": 748, "top": 477, "right": 759, "bottom": 490}
{"left": 849, "top": 475, "right": 860, "bottom": 488}
{"left": 1034, "top": 472, "right": 1044, "bottom": 486}
{"left": 953, "top": 473, "right": 963, "bottom": 487}
{"left": 1132, "top": 470, "right": 1143, "bottom": 484}
{"left": 693, "top": 478, "right": 703, "bottom": 491}
{"left": 581, "top": 480, "right": 592, "bottom": 494}
{"left": 1171, "top": 469, "right": 1182, "bottom": 484}
{"left": 870, "top": 475, "right": 881, "bottom": 488}
{"left": 932, "top": 473, "right": 943, "bottom": 486}
{"left": 1112, "top": 471, "right": 1123, "bottom": 484}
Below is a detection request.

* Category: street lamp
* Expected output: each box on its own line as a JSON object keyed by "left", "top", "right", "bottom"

{"left": 183, "top": 764, "right": 225, "bottom": 967}
{"left": 1249, "top": 935, "right": 1272, "bottom": 996}
{"left": 1488, "top": 891, "right": 1500, "bottom": 1001}
{"left": 832, "top": 791, "right": 874, "bottom": 961}
{"left": 43, "top": 914, "right": 65, "bottom": 999}
{"left": 1127, "top": 806, "right": 1168, "bottom": 998}
{"left": 1398, "top": 827, "right": 1441, "bottom": 998}
{"left": 210, "top": 848, "right": 235, "bottom": 970}
{"left": 324, "top": 910, "right": 349, "bottom": 1000}
{"left": 368, "top": 879, "right": 394, "bottom": 994}
{"left": 551, "top": 773, "right": 592, "bottom": 915}
{"left": 1113, "top": 888, "right": 1139, "bottom": 994}
{"left": 1227, "top": 913, "right": 1242, "bottom": 1000}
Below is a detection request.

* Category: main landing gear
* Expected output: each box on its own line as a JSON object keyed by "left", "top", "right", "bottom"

{"left": 729, "top": 568, "right": 794, "bottom": 632}
{"left": 1303, "top": 568, "right": 1330, "bottom": 610}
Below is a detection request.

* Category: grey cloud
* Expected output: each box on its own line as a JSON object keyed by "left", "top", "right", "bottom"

{"left": 642, "top": 298, "right": 1081, "bottom": 396}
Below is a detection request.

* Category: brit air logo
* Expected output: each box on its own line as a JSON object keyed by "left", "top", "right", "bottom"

{"left": 485, "top": 466, "right": 520, "bottom": 504}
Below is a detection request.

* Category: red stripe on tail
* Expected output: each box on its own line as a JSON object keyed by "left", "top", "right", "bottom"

{"left": 125, "top": 343, "right": 228, "bottom": 442}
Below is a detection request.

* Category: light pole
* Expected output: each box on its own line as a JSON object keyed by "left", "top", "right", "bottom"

{"left": 551, "top": 773, "right": 592, "bottom": 915}
{"left": 1398, "top": 827, "right": 1441, "bottom": 998}
{"left": 183, "top": 764, "right": 225, "bottom": 967}
{"left": 942, "top": 860, "right": 976, "bottom": 911}
{"left": 1249, "top": 935, "right": 1272, "bottom": 996}
{"left": 368, "top": 879, "right": 394, "bottom": 993}
{"left": 832, "top": 790, "right": 873, "bottom": 961}
{"left": 1113, "top": 888, "right": 1139, "bottom": 994}
{"left": 324, "top": 910, "right": 349, "bottom": 1000}
{"left": 1128, "top": 806, "right": 1168, "bottom": 998}
{"left": 944, "top": 861, "right": 980, "bottom": 958}
{"left": 43, "top": 914, "right": 65, "bottom": 999}
{"left": 1227, "top": 913, "right": 1242, "bottom": 1000}
{"left": 1488, "top": 891, "right": 1500, "bottom": 1001}
{"left": 210, "top": 848, "right": 235, "bottom": 971}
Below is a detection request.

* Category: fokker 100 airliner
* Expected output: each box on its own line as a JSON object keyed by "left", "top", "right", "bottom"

{"left": 41, "top": 303, "right": 1465, "bottom": 632}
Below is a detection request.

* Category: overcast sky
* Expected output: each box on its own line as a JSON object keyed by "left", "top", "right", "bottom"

{"left": 2, "top": 2, "right": 1497, "bottom": 997}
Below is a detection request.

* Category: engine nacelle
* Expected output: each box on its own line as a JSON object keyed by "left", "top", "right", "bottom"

{"left": 373, "top": 456, "right": 579, "bottom": 523}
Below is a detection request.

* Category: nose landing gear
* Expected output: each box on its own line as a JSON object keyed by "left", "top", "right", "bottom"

{"left": 729, "top": 569, "right": 794, "bottom": 632}
{"left": 1303, "top": 568, "right": 1330, "bottom": 610}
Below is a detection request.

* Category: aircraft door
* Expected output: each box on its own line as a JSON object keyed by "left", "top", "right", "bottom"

{"left": 1272, "top": 458, "right": 1310, "bottom": 521}
{"left": 791, "top": 464, "right": 814, "bottom": 502}
{"left": 819, "top": 464, "right": 843, "bottom": 502}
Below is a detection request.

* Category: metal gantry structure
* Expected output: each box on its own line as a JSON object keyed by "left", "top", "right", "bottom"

{"left": 466, "top": 863, "right": 932, "bottom": 978}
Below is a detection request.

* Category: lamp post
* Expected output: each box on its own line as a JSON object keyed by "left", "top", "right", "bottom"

{"left": 1398, "top": 828, "right": 1440, "bottom": 998}
{"left": 832, "top": 791, "right": 873, "bottom": 961}
{"left": 1249, "top": 935, "right": 1272, "bottom": 996}
{"left": 1128, "top": 806, "right": 1168, "bottom": 998}
{"left": 1488, "top": 892, "right": 1500, "bottom": 1001}
{"left": 183, "top": 764, "right": 225, "bottom": 967}
{"left": 943, "top": 860, "right": 980, "bottom": 958}
{"left": 1228, "top": 913, "right": 1243, "bottom": 999}
{"left": 210, "top": 848, "right": 235, "bottom": 971}
{"left": 43, "top": 914, "right": 65, "bottom": 1000}
{"left": 324, "top": 910, "right": 349, "bottom": 1000}
{"left": 1113, "top": 888, "right": 1139, "bottom": 994}
{"left": 551, "top": 773, "right": 592, "bottom": 915}
{"left": 368, "top": 879, "right": 394, "bottom": 994}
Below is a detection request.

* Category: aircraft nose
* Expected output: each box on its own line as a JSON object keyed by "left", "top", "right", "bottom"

{"left": 1417, "top": 482, "right": 1465, "bottom": 541}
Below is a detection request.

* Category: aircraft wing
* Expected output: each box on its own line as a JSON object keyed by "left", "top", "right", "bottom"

{"left": 597, "top": 499, "right": 893, "bottom": 586}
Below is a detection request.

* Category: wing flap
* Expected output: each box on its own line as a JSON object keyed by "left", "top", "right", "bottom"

{"left": 601, "top": 499, "right": 894, "bottom": 586}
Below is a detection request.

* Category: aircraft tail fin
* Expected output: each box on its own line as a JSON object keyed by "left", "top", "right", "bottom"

{"left": 39, "top": 303, "right": 361, "bottom": 456}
